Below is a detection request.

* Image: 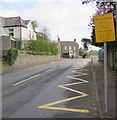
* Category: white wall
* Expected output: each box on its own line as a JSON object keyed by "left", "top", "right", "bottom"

{"left": 0, "top": 17, "right": 3, "bottom": 36}
{"left": 22, "top": 27, "right": 29, "bottom": 40}
{"left": 3, "top": 27, "right": 21, "bottom": 40}
{"left": 22, "top": 21, "right": 36, "bottom": 40}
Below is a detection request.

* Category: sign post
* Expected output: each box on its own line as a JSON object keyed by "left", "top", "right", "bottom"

{"left": 104, "top": 42, "right": 107, "bottom": 112}
{"left": 94, "top": 13, "right": 115, "bottom": 112}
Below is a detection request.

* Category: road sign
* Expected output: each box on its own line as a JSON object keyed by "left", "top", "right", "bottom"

{"left": 94, "top": 13, "right": 115, "bottom": 43}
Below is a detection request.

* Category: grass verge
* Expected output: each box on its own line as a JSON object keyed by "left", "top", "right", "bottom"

{"left": 0, "top": 61, "right": 10, "bottom": 71}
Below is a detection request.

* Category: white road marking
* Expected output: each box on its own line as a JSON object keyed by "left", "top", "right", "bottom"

{"left": 14, "top": 73, "right": 40, "bottom": 86}
{"left": 46, "top": 67, "right": 55, "bottom": 72}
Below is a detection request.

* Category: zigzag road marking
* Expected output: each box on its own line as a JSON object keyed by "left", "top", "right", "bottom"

{"left": 76, "top": 69, "right": 88, "bottom": 72}
{"left": 38, "top": 72, "right": 90, "bottom": 113}
{"left": 73, "top": 74, "right": 87, "bottom": 77}
{"left": 67, "top": 76, "right": 88, "bottom": 83}
{"left": 72, "top": 71, "right": 88, "bottom": 76}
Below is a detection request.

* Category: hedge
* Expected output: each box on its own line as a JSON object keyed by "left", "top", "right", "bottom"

{"left": 27, "top": 40, "right": 58, "bottom": 55}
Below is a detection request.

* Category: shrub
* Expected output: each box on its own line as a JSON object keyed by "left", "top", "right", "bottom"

{"left": 2, "top": 48, "right": 18, "bottom": 65}
{"left": 27, "top": 40, "right": 58, "bottom": 55}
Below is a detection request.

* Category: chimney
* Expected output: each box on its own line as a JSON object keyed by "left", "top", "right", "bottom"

{"left": 74, "top": 39, "right": 76, "bottom": 42}
{"left": 57, "top": 35, "right": 60, "bottom": 41}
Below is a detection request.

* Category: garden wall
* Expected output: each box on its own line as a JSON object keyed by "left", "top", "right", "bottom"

{"left": 14, "top": 52, "right": 60, "bottom": 66}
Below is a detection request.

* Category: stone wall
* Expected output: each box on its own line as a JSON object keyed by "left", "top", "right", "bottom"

{"left": 14, "top": 52, "right": 59, "bottom": 66}
{"left": 0, "top": 36, "right": 11, "bottom": 51}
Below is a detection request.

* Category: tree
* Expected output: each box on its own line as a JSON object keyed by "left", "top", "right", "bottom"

{"left": 42, "top": 27, "right": 51, "bottom": 41}
{"left": 82, "top": 1, "right": 116, "bottom": 48}
{"left": 79, "top": 47, "right": 84, "bottom": 56}
{"left": 36, "top": 27, "right": 51, "bottom": 42}
{"left": 36, "top": 32, "right": 48, "bottom": 41}
{"left": 82, "top": 0, "right": 116, "bottom": 4}
{"left": 81, "top": 38, "right": 91, "bottom": 50}
{"left": 31, "top": 20, "right": 38, "bottom": 30}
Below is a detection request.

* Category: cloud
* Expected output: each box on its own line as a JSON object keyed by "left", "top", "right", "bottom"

{"left": 0, "top": 0, "right": 96, "bottom": 47}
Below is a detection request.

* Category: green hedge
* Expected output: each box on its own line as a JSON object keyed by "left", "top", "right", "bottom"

{"left": 2, "top": 48, "right": 18, "bottom": 65}
{"left": 27, "top": 40, "right": 58, "bottom": 55}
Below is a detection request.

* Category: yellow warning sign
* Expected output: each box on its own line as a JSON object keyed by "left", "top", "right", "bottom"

{"left": 94, "top": 13, "right": 115, "bottom": 43}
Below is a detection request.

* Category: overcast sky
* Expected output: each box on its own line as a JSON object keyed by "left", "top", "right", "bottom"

{"left": 0, "top": 0, "right": 100, "bottom": 50}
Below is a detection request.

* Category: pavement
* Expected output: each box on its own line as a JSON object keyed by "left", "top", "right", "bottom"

{"left": 1, "top": 57, "right": 116, "bottom": 119}
{"left": 92, "top": 57, "right": 116, "bottom": 118}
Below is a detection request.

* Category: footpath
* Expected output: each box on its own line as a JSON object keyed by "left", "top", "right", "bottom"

{"left": 92, "top": 57, "right": 116, "bottom": 118}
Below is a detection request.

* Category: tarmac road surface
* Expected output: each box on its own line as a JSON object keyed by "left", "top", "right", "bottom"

{"left": 2, "top": 58, "right": 100, "bottom": 118}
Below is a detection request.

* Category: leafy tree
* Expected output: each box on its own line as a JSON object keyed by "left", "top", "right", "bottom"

{"left": 81, "top": 38, "right": 91, "bottom": 50}
{"left": 79, "top": 47, "right": 84, "bottom": 56}
{"left": 31, "top": 20, "right": 38, "bottom": 30}
{"left": 82, "top": 0, "right": 116, "bottom": 4}
{"left": 36, "top": 27, "right": 51, "bottom": 42}
{"left": 82, "top": 1, "right": 116, "bottom": 48}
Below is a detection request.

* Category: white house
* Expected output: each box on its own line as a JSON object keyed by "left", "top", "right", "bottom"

{"left": 0, "top": 16, "right": 36, "bottom": 41}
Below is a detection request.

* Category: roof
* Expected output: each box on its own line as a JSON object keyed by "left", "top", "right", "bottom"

{"left": 59, "top": 41, "right": 79, "bottom": 45}
{"left": 60, "top": 41, "right": 75, "bottom": 43}
{"left": 1, "top": 16, "right": 30, "bottom": 27}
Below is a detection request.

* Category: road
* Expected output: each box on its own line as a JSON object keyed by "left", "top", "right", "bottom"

{"left": 2, "top": 58, "right": 99, "bottom": 118}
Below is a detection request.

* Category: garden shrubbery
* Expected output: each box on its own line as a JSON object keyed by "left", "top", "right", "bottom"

{"left": 2, "top": 48, "right": 18, "bottom": 65}
{"left": 26, "top": 40, "right": 58, "bottom": 55}
{"left": 82, "top": 53, "right": 91, "bottom": 58}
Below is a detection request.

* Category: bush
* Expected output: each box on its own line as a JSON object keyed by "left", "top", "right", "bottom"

{"left": 2, "top": 48, "right": 18, "bottom": 65}
{"left": 27, "top": 40, "right": 58, "bottom": 55}
{"left": 82, "top": 53, "right": 91, "bottom": 58}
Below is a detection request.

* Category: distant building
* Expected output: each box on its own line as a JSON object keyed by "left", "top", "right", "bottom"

{"left": 57, "top": 38, "right": 79, "bottom": 58}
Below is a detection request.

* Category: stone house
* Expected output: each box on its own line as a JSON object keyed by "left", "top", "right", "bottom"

{"left": 57, "top": 39, "right": 79, "bottom": 58}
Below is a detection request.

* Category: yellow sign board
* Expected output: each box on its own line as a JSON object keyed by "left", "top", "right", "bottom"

{"left": 94, "top": 13, "right": 115, "bottom": 43}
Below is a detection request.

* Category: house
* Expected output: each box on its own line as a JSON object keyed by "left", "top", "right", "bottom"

{"left": 57, "top": 38, "right": 79, "bottom": 58}
{"left": 0, "top": 16, "right": 36, "bottom": 50}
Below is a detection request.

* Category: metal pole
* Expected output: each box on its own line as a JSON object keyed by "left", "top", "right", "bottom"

{"left": 103, "top": 0, "right": 108, "bottom": 112}
{"left": 104, "top": 42, "right": 108, "bottom": 112}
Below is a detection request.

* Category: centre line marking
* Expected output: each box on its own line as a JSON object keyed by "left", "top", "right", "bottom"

{"left": 46, "top": 68, "right": 55, "bottom": 72}
{"left": 14, "top": 73, "right": 40, "bottom": 86}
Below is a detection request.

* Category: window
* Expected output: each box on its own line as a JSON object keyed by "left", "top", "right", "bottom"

{"left": 69, "top": 46, "right": 72, "bottom": 50}
{"left": 73, "top": 46, "right": 76, "bottom": 50}
{"left": 64, "top": 46, "right": 67, "bottom": 50}
{"left": 9, "top": 29, "right": 14, "bottom": 36}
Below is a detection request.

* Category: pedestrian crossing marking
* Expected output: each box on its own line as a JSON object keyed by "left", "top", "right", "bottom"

{"left": 38, "top": 70, "right": 90, "bottom": 113}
